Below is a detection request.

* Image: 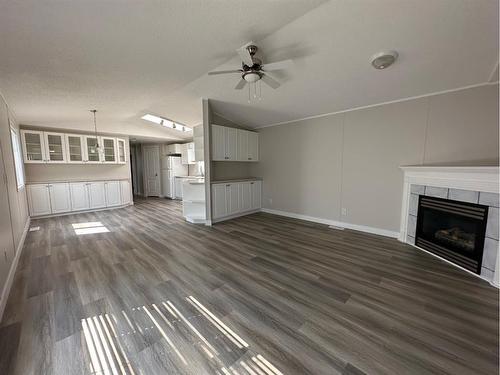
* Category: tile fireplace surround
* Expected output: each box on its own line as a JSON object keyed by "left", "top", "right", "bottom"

{"left": 399, "top": 166, "right": 499, "bottom": 287}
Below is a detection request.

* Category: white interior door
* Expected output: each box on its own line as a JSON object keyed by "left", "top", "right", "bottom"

{"left": 0, "top": 145, "right": 15, "bottom": 290}
{"left": 70, "top": 183, "right": 90, "bottom": 211}
{"left": 28, "top": 184, "right": 52, "bottom": 216}
{"left": 144, "top": 146, "right": 160, "bottom": 196}
{"left": 48, "top": 183, "right": 71, "bottom": 213}
{"left": 105, "top": 181, "right": 121, "bottom": 206}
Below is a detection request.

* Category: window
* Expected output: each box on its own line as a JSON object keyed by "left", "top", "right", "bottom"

{"left": 10, "top": 125, "right": 25, "bottom": 190}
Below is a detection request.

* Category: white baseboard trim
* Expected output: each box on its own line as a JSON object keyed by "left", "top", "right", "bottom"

{"left": 261, "top": 208, "right": 400, "bottom": 238}
{"left": 0, "top": 217, "right": 30, "bottom": 322}
{"left": 212, "top": 209, "right": 261, "bottom": 224}
{"left": 30, "top": 203, "right": 133, "bottom": 219}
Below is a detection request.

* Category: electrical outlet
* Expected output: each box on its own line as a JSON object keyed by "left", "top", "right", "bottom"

{"left": 341, "top": 207, "right": 348, "bottom": 216}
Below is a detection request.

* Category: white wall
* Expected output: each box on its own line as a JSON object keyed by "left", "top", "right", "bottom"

{"left": 250, "top": 84, "right": 499, "bottom": 234}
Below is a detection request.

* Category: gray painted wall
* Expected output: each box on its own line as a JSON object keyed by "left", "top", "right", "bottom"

{"left": 250, "top": 84, "right": 499, "bottom": 233}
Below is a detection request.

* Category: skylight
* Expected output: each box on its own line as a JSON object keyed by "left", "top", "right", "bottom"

{"left": 141, "top": 114, "right": 192, "bottom": 132}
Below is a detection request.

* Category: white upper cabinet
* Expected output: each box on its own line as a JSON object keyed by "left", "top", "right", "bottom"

{"left": 44, "top": 132, "right": 67, "bottom": 163}
{"left": 117, "top": 138, "right": 127, "bottom": 164}
{"left": 211, "top": 125, "right": 259, "bottom": 162}
{"left": 48, "top": 183, "right": 71, "bottom": 213}
{"left": 21, "top": 130, "right": 46, "bottom": 163}
{"left": 101, "top": 137, "right": 117, "bottom": 163}
{"left": 65, "top": 134, "right": 84, "bottom": 163}
{"left": 247, "top": 132, "right": 259, "bottom": 161}
{"left": 84, "top": 135, "right": 102, "bottom": 164}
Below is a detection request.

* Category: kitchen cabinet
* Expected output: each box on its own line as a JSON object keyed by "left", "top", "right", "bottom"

{"left": 117, "top": 138, "right": 127, "bottom": 164}
{"left": 44, "top": 132, "right": 67, "bottom": 163}
{"left": 105, "top": 181, "right": 121, "bottom": 206}
{"left": 175, "top": 177, "right": 183, "bottom": 199}
{"left": 212, "top": 179, "right": 262, "bottom": 221}
{"left": 21, "top": 130, "right": 46, "bottom": 163}
{"left": 187, "top": 142, "right": 196, "bottom": 164}
{"left": 251, "top": 180, "right": 262, "bottom": 209}
{"left": 84, "top": 135, "right": 102, "bottom": 163}
{"left": 48, "top": 183, "right": 71, "bottom": 213}
{"left": 70, "top": 183, "right": 90, "bottom": 211}
{"left": 101, "top": 137, "right": 117, "bottom": 163}
{"left": 211, "top": 125, "right": 258, "bottom": 162}
{"left": 88, "top": 182, "right": 107, "bottom": 209}
{"left": 66, "top": 135, "right": 85, "bottom": 163}
{"left": 163, "top": 143, "right": 183, "bottom": 155}
{"left": 27, "top": 184, "right": 52, "bottom": 216}
{"left": 120, "top": 180, "right": 132, "bottom": 204}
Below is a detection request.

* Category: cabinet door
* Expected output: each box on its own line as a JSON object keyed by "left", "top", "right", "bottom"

{"left": 105, "top": 181, "right": 121, "bottom": 207}
{"left": 21, "top": 130, "right": 46, "bottom": 163}
{"left": 237, "top": 130, "right": 248, "bottom": 161}
{"left": 101, "top": 137, "right": 117, "bottom": 163}
{"left": 248, "top": 132, "right": 259, "bottom": 161}
{"left": 225, "top": 127, "right": 237, "bottom": 161}
{"left": 226, "top": 183, "right": 240, "bottom": 215}
{"left": 251, "top": 181, "right": 262, "bottom": 210}
{"left": 211, "top": 125, "right": 225, "bottom": 161}
{"left": 187, "top": 142, "right": 196, "bottom": 164}
{"left": 65, "top": 134, "right": 84, "bottom": 163}
{"left": 28, "top": 184, "right": 52, "bottom": 216}
{"left": 120, "top": 180, "right": 132, "bottom": 205}
{"left": 44, "top": 132, "right": 67, "bottom": 163}
{"left": 88, "top": 182, "right": 106, "bottom": 208}
{"left": 180, "top": 144, "right": 189, "bottom": 164}
{"left": 70, "top": 183, "right": 90, "bottom": 211}
{"left": 212, "top": 184, "right": 227, "bottom": 219}
{"left": 117, "top": 138, "right": 127, "bottom": 164}
{"left": 175, "top": 178, "right": 183, "bottom": 199}
{"left": 239, "top": 182, "right": 252, "bottom": 212}
{"left": 48, "top": 183, "right": 71, "bottom": 213}
{"left": 84, "top": 136, "right": 102, "bottom": 163}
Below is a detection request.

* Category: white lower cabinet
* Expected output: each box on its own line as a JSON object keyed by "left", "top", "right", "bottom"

{"left": 88, "top": 182, "right": 107, "bottom": 209}
{"left": 120, "top": 180, "right": 132, "bottom": 204}
{"left": 28, "top": 179, "right": 132, "bottom": 217}
{"left": 212, "top": 180, "right": 262, "bottom": 221}
{"left": 27, "top": 184, "right": 52, "bottom": 216}
{"left": 48, "top": 183, "right": 71, "bottom": 213}
{"left": 105, "top": 181, "right": 121, "bottom": 207}
{"left": 70, "top": 183, "right": 90, "bottom": 211}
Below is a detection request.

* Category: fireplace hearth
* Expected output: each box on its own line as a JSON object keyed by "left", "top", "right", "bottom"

{"left": 415, "top": 195, "right": 488, "bottom": 274}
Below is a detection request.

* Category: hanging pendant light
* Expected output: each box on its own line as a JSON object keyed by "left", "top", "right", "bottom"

{"left": 90, "top": 109, "right": 100, "bottom": 154}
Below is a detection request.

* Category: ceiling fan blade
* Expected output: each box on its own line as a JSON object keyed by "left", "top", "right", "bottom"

{"left": 234, "top": 78, "right": 246, "bottom": 90}
{"left": 261, "top": 73, "right": 280, "bottom": 89}
{"left": 237, "top": 42, "right": 255, "bottom": 66}
{"left": 208, "top": 70, "right": 242, "bottom": 75}
{"left": 262, "top": 59, "right": 293, "bottom": 71}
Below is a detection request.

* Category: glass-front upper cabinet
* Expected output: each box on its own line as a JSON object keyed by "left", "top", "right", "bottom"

{"left": 65, "top": 134, "right": 84, "bottom": 163}
{"left": 117, "top": 138, "right": 126, "bottom": 164}
{"left": 21, "top": 130, "right": 46, "bottom": 163}
{"left": 44, "top": 132, "right": 67, "bottom": 163}
{"left": 84, "top": 135, "right": 102, "bottom": 163}
{"left": 101, "top": 137, "right": 117, "bottom": 163}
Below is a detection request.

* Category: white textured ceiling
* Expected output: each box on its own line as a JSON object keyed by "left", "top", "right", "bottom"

{"left": 0, "top": 0, "right": 498, "bottom": 135}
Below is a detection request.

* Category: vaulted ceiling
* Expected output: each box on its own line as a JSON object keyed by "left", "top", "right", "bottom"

{"left": 0, "top": 0, "right": 497, "bottom": 139}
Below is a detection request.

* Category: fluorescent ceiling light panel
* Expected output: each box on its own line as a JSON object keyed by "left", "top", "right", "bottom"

{"left": 141, "top": 114, "right": 192, "bottom": 132}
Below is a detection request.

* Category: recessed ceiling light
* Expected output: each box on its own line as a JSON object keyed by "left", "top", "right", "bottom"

{"left": 371, "top": 51, "right": 398, "bottom": 70}
{"left": 141, "top": 114, "right": 192, "bottom": 132}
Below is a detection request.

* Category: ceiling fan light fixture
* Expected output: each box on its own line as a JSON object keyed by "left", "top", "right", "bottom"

{"left": 371, "top": 51, "right": 398, "bottom": 70}
{"left": 243, "top": 72, "right": 261, "bottom": 83}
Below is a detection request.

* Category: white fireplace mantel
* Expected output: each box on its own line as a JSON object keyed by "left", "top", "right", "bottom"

{"left": 399, "top": 165, "right": 499, "bottom": 287}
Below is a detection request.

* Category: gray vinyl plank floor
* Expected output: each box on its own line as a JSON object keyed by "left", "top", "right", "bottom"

{"left": 0, "top": 197, "right": 498, "bottom": 374}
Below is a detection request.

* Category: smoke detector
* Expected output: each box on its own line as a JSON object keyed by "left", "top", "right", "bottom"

{"left": 371, "top": 51, "right": 398, "bottom": 70}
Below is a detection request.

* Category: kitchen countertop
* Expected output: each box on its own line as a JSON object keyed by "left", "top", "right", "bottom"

{"left": 210, "top": 177, "right": 262, "bottom": 184}
{"left": 175, "top": 175, "right": 204, "bottom": 179}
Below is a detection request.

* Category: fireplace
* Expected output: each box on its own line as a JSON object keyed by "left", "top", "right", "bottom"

{"left": 415, "top": 195, "right": 489, "bottom": 274}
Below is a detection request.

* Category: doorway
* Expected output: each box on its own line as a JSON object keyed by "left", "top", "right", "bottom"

{"left": 143, "top": 145, "right": 161, "bottom": 197}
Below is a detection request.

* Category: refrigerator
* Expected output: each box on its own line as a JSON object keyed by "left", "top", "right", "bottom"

{"left": 161, "top": 155, "right": 188, "bottom": 199}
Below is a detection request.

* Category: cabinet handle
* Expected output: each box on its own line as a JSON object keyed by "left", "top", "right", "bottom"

{"left": 226, "top": 184, "right": 230, "bottom": 187}
{"left": 225, "top": 156, "right": 229, "bottom": 159}
{"left": 250, "top": 182, "right": 254, "bottom": 185}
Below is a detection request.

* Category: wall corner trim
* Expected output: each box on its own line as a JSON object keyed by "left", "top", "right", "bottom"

{"left": 0, "top": 216, "right": 30, "bottom": 322}
{"left": 260, "top": 208, "right": 399, "bottom": 238}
